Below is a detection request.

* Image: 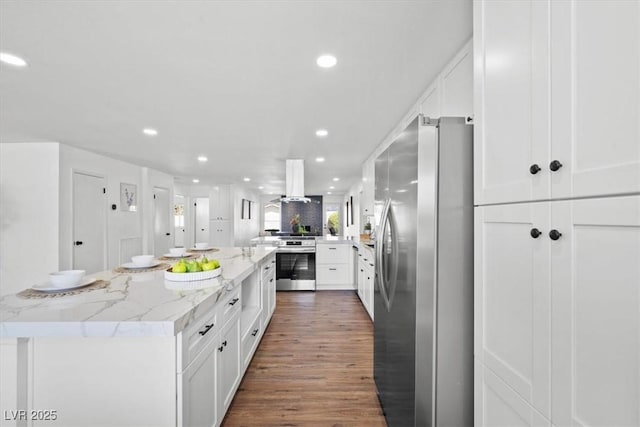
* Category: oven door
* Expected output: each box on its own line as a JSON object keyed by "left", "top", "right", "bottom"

{"left": 276, "top": 251, "right": 316, "bottom": 291}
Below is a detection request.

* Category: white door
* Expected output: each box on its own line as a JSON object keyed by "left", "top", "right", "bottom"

{"left": 474, "top": 0, "right": 550, "bottom": 205}
{"left": 72, "top": 172, "right": 106, "bottom": 274}
{"left": 551, "top": 196, "right": 640, "bottom": 426}
{"left": 194, "top": 197, "right": 209, "bottom": 244}
{"left": 551, "top": 1, "right": 640, "bottom": 199}
{"left": 475, "top": 203, "right": 551, "bottom": 417}
{"left": 174, "top": 195, "right": 185, "bottom": 248}
{"left": 153, "top": 187, "right": 171, "bottom": 256}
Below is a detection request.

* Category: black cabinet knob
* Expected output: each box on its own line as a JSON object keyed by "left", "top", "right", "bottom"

{"left": 529, "top": 164, "right": 541, "bottom": 175}
{"left": 549, "top": 229, "right": 562, "bottom": 240}
{"left": 549, "top": 160, "right": 563, "bottom": 172}
{"left": 165, "top": 232, "right": 171, "bottom": 236}
{"left": 530, "top": 228, "right": 542, "bottom": 238}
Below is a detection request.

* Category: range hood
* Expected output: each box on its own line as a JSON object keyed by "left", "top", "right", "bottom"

{"left": 281, "top": 159, "right": 311, "bottom": 203}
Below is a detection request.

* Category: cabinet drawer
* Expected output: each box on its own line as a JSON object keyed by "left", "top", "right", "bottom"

{"left": 316, "top": 264, "right": 351, "bottom": 285}
{"left": 317, "top": 244, "right": 350, "bottom": 264}
{"left": 221, "top": 287, "right": 241, "bottom": 325}
{"left": 181, "top": 306, "right": 219, "bottom": 369}
{"left": 241, "top": 316, "right": 261, "bottom": 370}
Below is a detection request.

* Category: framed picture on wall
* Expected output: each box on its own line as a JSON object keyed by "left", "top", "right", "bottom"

{"left": 120, "top": 183, "right": 137, "bottom": 212}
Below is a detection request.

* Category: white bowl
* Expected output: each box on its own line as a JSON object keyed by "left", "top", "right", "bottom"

{"left": 195, "top": 242, "right": 209, "bottom": 249}
{"left": 169, "top": 247, "right": 186, "bottom": 256}
{"left": 131, "top": 255, "right": 155, "bottom": 267}
{"left": 49, "top": 270, "right": 85, "bottom": 288}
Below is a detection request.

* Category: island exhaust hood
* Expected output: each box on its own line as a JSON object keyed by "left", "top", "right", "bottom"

{"left": 281, "top": 159, "right": 311, "bottom": 203}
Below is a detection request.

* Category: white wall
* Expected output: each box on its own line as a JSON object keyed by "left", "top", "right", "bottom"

{"left": 232, "top": 185, "right": 260, "bottom": 246}
{"left": 0, "top": 143, "right": 60, "bottom": 296}
{"left": 58, "top": 144, "right": 144, "bottom": 270}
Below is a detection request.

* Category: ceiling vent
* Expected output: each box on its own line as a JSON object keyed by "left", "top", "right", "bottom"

{"left": 281, "top": 159, "right": 311, "bottom": 203}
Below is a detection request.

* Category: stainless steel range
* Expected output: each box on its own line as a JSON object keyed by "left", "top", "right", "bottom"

{"left": 275, "top": 237, "right": 316, "bottom": 291}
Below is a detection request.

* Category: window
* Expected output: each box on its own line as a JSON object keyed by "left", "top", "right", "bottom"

{"left": 264, "top": 202, "right": 281, "bottom": 231}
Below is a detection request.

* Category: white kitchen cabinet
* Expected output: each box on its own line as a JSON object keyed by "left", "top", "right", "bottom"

{"left": 210, "top": 219, "right": 231, "bottom": 247}
{"left": 550, "top": 0, "right": 640, "bottom": 199}
{"left": 475, "top": 360, "right": 550, "bottom": 427}
{"left": 475, "top": 196, "right": 640, "bottom": 426}
{"left": 260, "top": 256, "right": 276, "bottom": 327}
{"left": 473, "top": 0, "right": 550, "bottom": 205}
{"left": 474, "top": 0, "right": 640, "bottom": 205}
{"left": 550, "top": 196, "right": 640, "bottom": 427}
{"left": 209, "top": 185, "right": 231, "bottom": 220}
{"left": 180, "top": 335, "right": 218, "bottom": 427}
{"left": 316, "top": 244, "right": 354, "bottom": 289}
{"left": 356, "top": 247, "right": 374, "bottom": 321}
{"left": 361, "top": 158, "right": 375, "bottom": 218}
{"left": 474, "top": 202, "right": 551, "bottom": 418}
{"left": 217, "top": 312, "right": 241, "bottom": 423}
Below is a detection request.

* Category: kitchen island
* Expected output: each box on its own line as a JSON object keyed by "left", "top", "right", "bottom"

{"left": 0, "top": 247, "right": 276, "bottom": 427}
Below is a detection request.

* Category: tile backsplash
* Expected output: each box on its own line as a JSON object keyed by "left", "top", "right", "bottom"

{"left": 281, "top": 196, "right": 323, "bottom": 235}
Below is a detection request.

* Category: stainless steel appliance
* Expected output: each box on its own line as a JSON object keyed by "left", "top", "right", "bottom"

{"left": 275, "top": 237, "right": 316, "bottom": 291}
{"left": 374, "top": 116, "right": 473, "bottom": 426}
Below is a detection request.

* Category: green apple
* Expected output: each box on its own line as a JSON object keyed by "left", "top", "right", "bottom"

{"left": 201, "top": 256, "right": 209, "bottom": 264}
{"left": 211, "top": 259, "right": 220, "bottom": 269}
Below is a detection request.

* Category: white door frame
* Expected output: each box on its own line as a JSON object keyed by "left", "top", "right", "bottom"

{"left": 71, "top": 169, "right": 108, "bottom": 271}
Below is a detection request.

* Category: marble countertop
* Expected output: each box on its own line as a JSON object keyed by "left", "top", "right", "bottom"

{"left": 0, "top": 247, "right": 276, "bottom": 339}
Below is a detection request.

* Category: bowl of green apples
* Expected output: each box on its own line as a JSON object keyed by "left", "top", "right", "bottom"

{"left": 164, "top": 256, "right": 221, "bottom": 281}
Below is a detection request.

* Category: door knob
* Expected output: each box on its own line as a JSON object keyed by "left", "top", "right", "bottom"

{"left": 530, "top": 228, "right": 542, "bottom": 238}
{"left": 74, "top": 241, "right": 83, "bottom": 246}
{"left": 529, "top": 164, "right": 541, "bottom": 175}
{"left": 549, "top": 229, "right": 562, "bottom": 240}
{"left": 549, "top": 160, "right": 563, "bottom": 172}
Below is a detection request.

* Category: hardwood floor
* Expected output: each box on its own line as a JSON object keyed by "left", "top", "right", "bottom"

{"left": 222, "top": 290, "right": 387, "bottom": 427}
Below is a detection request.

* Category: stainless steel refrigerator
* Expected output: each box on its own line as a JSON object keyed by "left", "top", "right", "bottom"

{"left": 373, "top": 116, "right": 473, "bottom": 427}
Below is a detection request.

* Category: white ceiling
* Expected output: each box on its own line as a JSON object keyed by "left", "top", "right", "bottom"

{"left": 0, "top": 0, "right": 471, "bottom": 195}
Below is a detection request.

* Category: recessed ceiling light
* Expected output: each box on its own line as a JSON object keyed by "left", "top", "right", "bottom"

{"left": 243, "top": 177, "right": 251, "bottom": 182}
{"left": 333, "top": 177, "right": 340, "bottom": 182}
{"left": 410, "top": 180, "right": 418, "bottom": 184}
{"left": 142, "top": 128, "right": 158, "bottom": 136}
{"left": 0, "top": 52, "right": 27, "bottom": 67}
{"left": 192, "top": 179, "right": 200, "bottom": 183}
{"left": 316, "top": 54, "right": 337, "bottom": 68}
{"left": 315, "top": 157, "right": 325, "bottom": 162}
{"left": 315, "top": 129, "right": 329, "bottom": 137}
{"left": 197, "top": 156, "right": 208, "bottom": 162}
{"left": 258, "top": 186, "right": 264, "bottom": 190}
{"left": 327, "top": 191, "right": 332, "bottom": 195}
{"left": 329, "top": 186, "right": 335, "bottom": 189}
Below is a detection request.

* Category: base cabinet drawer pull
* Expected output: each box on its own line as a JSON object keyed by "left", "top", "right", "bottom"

{"left": 251, "top": 328, "right": 259, "bottom": 336}
{"left": 218, "top": 346, "right": 224, "bottom": 352}
{"left": 229, "top": 298, "right": 239, "bottom": 306}
{"left": 270, "top": 278, "right": 274, "bottom": 283}
{"left": 328, "top": 247, "right": 337, "bottom": 250}
{"left": 329, "top": 268, "right": 337, "bottom": 271}
{"left": 198, "top": 323, "right": 215, "bottom": 336}
{"left": 222, "top": 340, "right": 227, "bottom": 347}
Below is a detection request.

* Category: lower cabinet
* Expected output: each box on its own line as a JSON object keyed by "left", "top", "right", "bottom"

{"left": 475, "top": 195, "right": 640, "bottom": 426}
{"left": 475, "top": 359, "right": 550, "bottom": 427}
{"left": 356, "top": 247, "right": 374, "bottom": 321}
{"left": 217, "top": 313, "right": 241, "bottom": 422}
{"left": 180, "top": 336, "right": 219, "bottom": 427}
{"left": 316, "top": 244, "right": 354, "bottom": 289}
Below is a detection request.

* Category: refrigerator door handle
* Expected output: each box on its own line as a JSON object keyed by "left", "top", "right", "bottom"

{"left": 376, "top": 197, "right": 392, "bottom": 311}
{"left": 386, "top": 202, "right": 399, "bottom": 309}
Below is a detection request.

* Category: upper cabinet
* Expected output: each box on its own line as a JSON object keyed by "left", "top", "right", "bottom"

{"left": 209, "top": 185, "right": 231, "bottom": 220}
{"left": 361, "top": 158, "right": 375, "bottom": 218}
{"left": 550, "top": 0, "right": 640, "bottom": 199}
{"left": 474, "top": 0, "right": 640, "bottom": 205}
